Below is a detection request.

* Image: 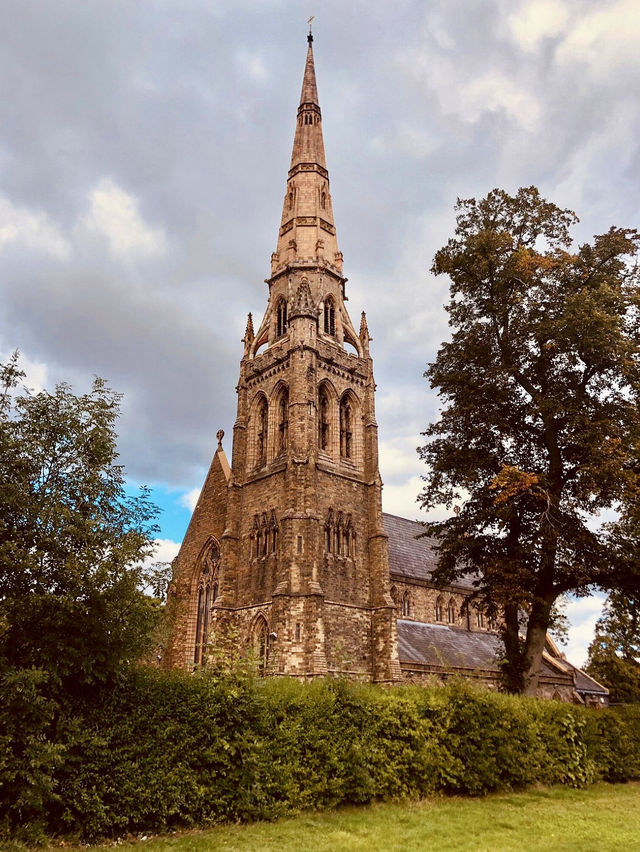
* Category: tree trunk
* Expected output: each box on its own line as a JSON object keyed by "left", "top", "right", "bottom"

{"left": 522, "top": 492, "right": 559, "bottom": 696}
{"left": 522, "top": 594, "right": 554, "bottom": 696}
{"left": 501, "top": 600, "right": 524, "bottom": 693}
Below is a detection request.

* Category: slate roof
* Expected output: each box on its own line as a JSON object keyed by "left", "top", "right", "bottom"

{"left": 383, "top": 512, "right": 476, "bottom": 589}
{"left": 556, "top": 658, "right": 609, "bottom": 696}
{"left": 398, "top": 620, "right": 500, "bottom": 669}
{"left": 398, "top": 620, "right": 562, "bottom": 679}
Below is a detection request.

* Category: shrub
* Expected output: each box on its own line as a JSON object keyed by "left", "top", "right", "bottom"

{"left": 3, "top": 669, "right": 640, "bottom": 843}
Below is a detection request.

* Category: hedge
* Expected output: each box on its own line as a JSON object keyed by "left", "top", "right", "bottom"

{"left": 1, "top": 667, "right": 639, "bottom": 844}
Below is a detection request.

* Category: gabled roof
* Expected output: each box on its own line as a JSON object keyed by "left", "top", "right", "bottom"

{"left": 398, "top": 620, "right": 567, "bottom": 680}
{"left": 383, "top": 512, "right": 477, "bottom": 590}
{"left": 547, "top": 655, "right": 609, "bottom": 696}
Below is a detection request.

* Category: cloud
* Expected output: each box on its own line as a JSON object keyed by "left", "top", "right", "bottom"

{"left": 382, "top": 475, "right": 424, "bottom": 520}
{"left": 564, "top": 594, "right": 606, "bottom": 668}
{"left": 79, "top": 178, "right": 167, "bottom": 259}
{"left": 0, "top": 196, "right": 70, "bottom": 258}
{"left": 16, "top": 350, "right": 48, "bottom": 394}
{"left": 151, "top": 538, "right": 181, "bottom": 564}
{"left": 556, "top": 0, "right": 640, "bottom": 76}
{"left": 236, "top": 49, "right": 269, "bottom": 82}
{"left": 179, "top": 488, "right": 201, "bottom": 512}
{"left": 509, "top": 0, "right": 570, "bottom": 51}
{"left": 458, "top": 73, "right": 541, "bottom": 132}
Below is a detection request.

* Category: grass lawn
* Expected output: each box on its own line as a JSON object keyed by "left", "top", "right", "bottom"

{"left": 59, "top": 782, "right": 640, "bottom": 852}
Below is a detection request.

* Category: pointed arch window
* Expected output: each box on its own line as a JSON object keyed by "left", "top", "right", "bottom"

{"left": 340, "top": 397, "right": 353, "bottom": 460}
{"left": 277, "top": 387, "right": 289, "bottom": 453}
{"left": 476, "top": 608, "right": 485, "bottom": 629}
{"left": 401, "top": 591, "right": 411, "bottom": 618}
{"left": 257, "top": 397, "right": 268, "bottom": 466}
{"left": 324, "top": 298, "right": 336, "bottom": 336}
{"left": 318, "top": 385, "right": 330, "bottom": 451}
{"left": 276, "top": 299, "right": 288, "bottom": 338}
{"left": 435, "top": 596, "right": 444, "bottom": 622}
{"left": 194, "top": 539, "right": 220, "bottom": 666}
{"left": 343, "top": 526, "right": 350, "bottom": 556}
{"left": 447, "top": 598, "right": 457, "bottom": 624}
{"left": 320, "top": 191, "right": 326, "bottom": 209}
{"left": 252, "top": 616, "right": 269, "bottom": 675}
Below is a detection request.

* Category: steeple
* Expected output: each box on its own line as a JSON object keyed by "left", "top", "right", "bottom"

{"left": 272, "top": 31, "right": 341, "bottom": 275}
{"left": 167, "top": 30, "right": 401, "bottom": 685}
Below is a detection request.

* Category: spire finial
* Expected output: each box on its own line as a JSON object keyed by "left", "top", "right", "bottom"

{"left": 307, "top": 15, "right": 314, "bottom": 43}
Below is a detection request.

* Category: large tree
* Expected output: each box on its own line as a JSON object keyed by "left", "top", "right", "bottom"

{"left": 0, "top": 354, "right": 161, "bottom": 693}
{"left": 585, "top": 591, "right": 640, "bottom": 703}
{"left": 419, "top": 187, "right": 640, "bottom": 695}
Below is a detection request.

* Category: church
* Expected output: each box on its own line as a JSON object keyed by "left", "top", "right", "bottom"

{"left": 166, "top": 33, "right": 607, "bottom": 706}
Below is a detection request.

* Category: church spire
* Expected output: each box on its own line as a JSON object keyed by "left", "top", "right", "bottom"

{"left": 298, "top": 28, "right": 320, "bottom": 122}
{"left": 272, "top": 31, "right": 341, "bottom": 276}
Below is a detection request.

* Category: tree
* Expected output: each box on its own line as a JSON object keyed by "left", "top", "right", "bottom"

{"left": 586, "top": 591, "right": 640, "bottom": 703}
{"left": 419, "top": 187, "right": 640, "bottom": 695}
{"left": 586, "top": 496, "right": 640, "bottom": 703}
{"left": 0, "top": 354, "right": 161, "bottom": 693}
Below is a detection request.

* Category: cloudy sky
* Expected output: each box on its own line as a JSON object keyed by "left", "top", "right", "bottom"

{"left": 2, "top": 0, "right": 639, "bottom": 666}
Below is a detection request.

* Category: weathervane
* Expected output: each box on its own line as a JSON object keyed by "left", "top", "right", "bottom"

{"left": 307, "top": 15, "right": 314, "bottom": 42}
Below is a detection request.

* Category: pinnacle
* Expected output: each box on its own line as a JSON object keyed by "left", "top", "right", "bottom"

{"left": 359, "top": 311, "right": 370, "bottom": 341}
{"left": 243, "top": 312, "right": 255, "bottom": 343}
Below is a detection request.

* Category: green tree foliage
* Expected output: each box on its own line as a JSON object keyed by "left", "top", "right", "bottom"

{"left": 0, "top": 354, "right": 161, "bottom": 692}
{"left": 586, "top": 590, "right": 640, "bottom": 703}
{"left": 419, "top": 187, "right": 640, "bottom": 695}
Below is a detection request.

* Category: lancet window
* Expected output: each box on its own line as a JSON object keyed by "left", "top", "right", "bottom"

{"left": 277, "top": 386, "right": 289, "bottom": 453}
{"left": 340, "top": 397, "right": 353, "bottom": 460}
{"left": 447, "top": 598, "right": 457, "bottom": 624}
{"left": 276, "top": 298, "right": 288, "bottom": 337}
{"left": 252, "top": 615, "right": 269, "bottom": 675}
{"left": 193, "top": 539, "right": 220, "bottom": 666}
{"left": 401, "top": 591, "right": 411, "bottom": 618}
{"left": 475, "top": 608, "right": 485, "bottom": 629}
{"left": 257, "top": 396, "right": 268, "bottom": 466}
{"left": 324, "top": 298, "right": 336, "bottom": 336}
{"left": 318, "top": 385, "right": 330, "bottom": 451}
{"left": 435, "top": 596, "right": 444, "bottom": 622}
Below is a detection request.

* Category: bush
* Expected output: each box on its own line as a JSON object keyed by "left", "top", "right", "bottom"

{"left": 3, "top": 669, "right": 640, "bottom": 843}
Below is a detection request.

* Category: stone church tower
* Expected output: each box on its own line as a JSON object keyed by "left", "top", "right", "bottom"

{"left": 167, "top": 32, "right": 401, "bottom": 682}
